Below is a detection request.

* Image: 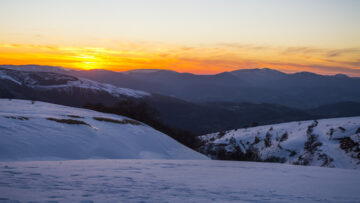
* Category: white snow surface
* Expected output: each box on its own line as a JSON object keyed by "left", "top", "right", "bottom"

{"left": 0, "top": 159, "right": 359, "bottom": 202}
{"left": 0, "top": 67, "right": 150, "bottom": 98}
{"left": 0, "top": 64, "right": 71, "bottom": 73}
{"left": 201, "top": 117, "right": 360, "bottom": 169}
{"left": 40, "top": 77, "right": 150, "bottom": 98}
{"left": 0, "top": 99, "right": 207, "bottom": 161}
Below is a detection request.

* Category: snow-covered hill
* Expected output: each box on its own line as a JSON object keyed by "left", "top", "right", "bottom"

{"left": 1, "top": 159, "right": 360, "bottom": 202}
{"left": 200, "top": 117, "right": 360, "bottom": 169}
{"left": 0, "top": 99, "right": 207, "bottom": 161}
{"left": 0, "top": 64, "right": 71, "bottom": 73}
{"left": 0, "top": 67, "right": 149, "bottom": 98}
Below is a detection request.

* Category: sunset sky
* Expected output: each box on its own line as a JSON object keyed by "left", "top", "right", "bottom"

{"left": 0, "top": 0, "right": 359, "bottom": 75}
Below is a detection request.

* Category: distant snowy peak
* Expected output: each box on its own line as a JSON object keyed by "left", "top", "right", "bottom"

{"left": 0, "top": 68, "right": 77, "bottom": 86}
{"left": 0, "top": 67, "right": 150, "bottom": 98}
{"left": 0, "top": 64, "right": 72, "bottom": 73}
{"left": 200, "top": 117, "right": 360, "bottom": 169}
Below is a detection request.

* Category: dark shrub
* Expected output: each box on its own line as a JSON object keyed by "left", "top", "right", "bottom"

{"left": 229, "top": 137, "right": 237, "bottom": 145}
{"left": 280, "top": 132, "right": 288, "bottom": 142}
{"left": 318, "top": 153, "right": 334, "bottom": 167}
{"left": 218, "top": 131, "right": 226, "bottom": 139}
{"left": 253, "top": 136, "right": 261, "bottom": 144}
{"left": 67, "top": 115, "right": 84, "bottom": 119}
{"left": 329, "top": 128, "right": 334, "bottom": 138}
{"left": 4, "top": 116, "right": 29, "bottom": 120}
{"left": 338, "top": 126, "right": 346, "bottom": 132}
{"left": 46, "top": 117, "right": 89, "bottom": 126}
{"left": 306, "top": 120, "right": 318, "bottom": 135}
{"left": 215, "top": 146, "right": 227, "bottom": 160}
{"left": 264, "top": 156, "right": 286, "bottom": 163}
{"left": 288, "top": 150, "right": 297, "bottom": 157}
{"left": 304, "top": 134, "right": 322, "bottom": 153}
{"left": 93, "top": 117, "right": 142, "bottom": 125}
{"left": 264, "top": 132, "right": 272, "bottom": 148}
{"left": 356, "top": 127, "right": 360, "bottom": 134}
{"left": 294, "top": 155, "right": 310, "bottom": 166}
{"left": 339, "top": 137, "right": 358, "bottom": 152}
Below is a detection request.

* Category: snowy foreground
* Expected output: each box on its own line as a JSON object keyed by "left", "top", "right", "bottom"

{"left": 1, "top": 99, "right": 360, "bottom": 202}
{"left": 0, "top": 99, "right": 206, "bottom": 160}
{"left": 1, "top": 159, "right": 360, "bottom": 203}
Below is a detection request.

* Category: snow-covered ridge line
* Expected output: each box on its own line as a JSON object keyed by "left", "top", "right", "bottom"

{"left": 0, "top": 64, "right": 74, "bottom": 73}
{"left": 0, "top": 67, "right": 150, "bottom": 98}
{"left": 0, "top": 99, "right": 207, "bottom": 161}
{"left": 200, "top": 117, "right": 360, "bottom": 169}
{"left": 36, "top": 77, "right": 150, "bottom": 98}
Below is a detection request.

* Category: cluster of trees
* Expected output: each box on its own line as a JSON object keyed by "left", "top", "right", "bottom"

{"left": 83, "top": 99, "right": 201, "bottom": 150}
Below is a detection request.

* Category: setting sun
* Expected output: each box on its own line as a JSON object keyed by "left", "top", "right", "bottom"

{"left": 74, "top": 54, "right": 103, "bottom": 70}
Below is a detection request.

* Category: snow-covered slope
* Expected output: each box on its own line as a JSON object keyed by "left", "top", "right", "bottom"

{"left": 0, "top": 99, "right": 207, "bottom": 161}
{"left": 0, "top": 64, "right": 71, "bottom": 73}
{"left": 200, "top": 117, "right": 360, "bottom": 169}
{"left": 1, "top": 159, "right": 360, "bottom": 202}
{"left": 0, "top": 67, "right": 149, "bottom": 98}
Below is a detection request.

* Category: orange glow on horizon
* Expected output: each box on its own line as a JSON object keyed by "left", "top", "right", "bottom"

{"left": 0, "top": 43, "right": 359, "bottom": 76}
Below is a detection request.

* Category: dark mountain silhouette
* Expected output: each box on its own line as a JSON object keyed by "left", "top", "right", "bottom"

{"left": 69, "top": 67, "right": 360, "bottom": 108}
{"left": 309, "top": 101, "right": 360, "bottom": 117}
{"left": 4, "top": 65, "right": 360, "bottom": 108}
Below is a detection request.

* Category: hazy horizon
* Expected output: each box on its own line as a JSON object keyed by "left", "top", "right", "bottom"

{"left": 1, "top": 64, "right": 358, "bottom": 78}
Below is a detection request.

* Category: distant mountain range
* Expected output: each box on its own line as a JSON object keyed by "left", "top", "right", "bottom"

{"left": 2, "top": 65, "right": 360, "bottom": 108}
{"left": 74, "top": 67, "right": 360, "bottom": 108}
{"left": 1, "top": 65, "right": 360, "bottom": 135}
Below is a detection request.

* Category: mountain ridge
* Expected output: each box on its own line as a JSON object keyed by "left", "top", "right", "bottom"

{"left": 20, "top": 64, "right": 357, "bottom": 108}
{"left": 2, "top": 64, "right": 357, "bottom": 78}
